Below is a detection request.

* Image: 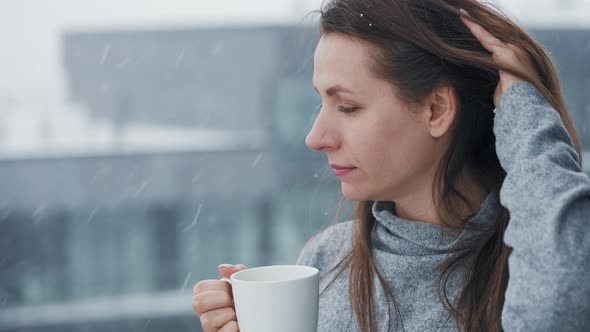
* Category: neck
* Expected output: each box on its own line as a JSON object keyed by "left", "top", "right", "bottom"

{"left": 393, "top": 168, "right": 487, "bottom": 226}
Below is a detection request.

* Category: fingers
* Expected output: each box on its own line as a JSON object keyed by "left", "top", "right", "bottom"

{"left": 218, "top": 264, "right": 248, "bottom": 279}
{"left": 459, "top": 10, "right": 534, "bottom": 72}
{"left": 192, "top": 288, "right": 234, "bottom": 317}
{"left": 193, "top": 279, "right": 232, "bottom": 295}
{"left": 200, "top": 307, "right": 238, "bottom": 332}
{"left": 193, "top": 264, "right": 246, "bottom": 331}
{"left": 193, "top": 289, "right": 234, "bottom": 316}
{"left": 218, "top": 320, "right": 240, "bottom": 332}
{"left": 459, "top": 9, "right": 506, "bottom": 53}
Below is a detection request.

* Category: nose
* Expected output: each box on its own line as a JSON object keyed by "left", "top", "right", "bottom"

{"left": 305, "top": 107, "right": 338, "bottom": 152}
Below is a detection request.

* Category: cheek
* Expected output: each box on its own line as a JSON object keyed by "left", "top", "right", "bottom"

{"left": 363, "top": 122, "right": 433, "bottom": 178}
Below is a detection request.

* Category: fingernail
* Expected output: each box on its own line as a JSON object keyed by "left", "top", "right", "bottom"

{"left": 459, "top": 9, "right": 470, "bottom": 16}
{"left": 218, "top": 264, "right": 235, "bottom": 269}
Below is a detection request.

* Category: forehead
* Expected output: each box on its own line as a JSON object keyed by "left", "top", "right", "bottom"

{"left": 313, "top": 33, "right": 377, "bottom": 86}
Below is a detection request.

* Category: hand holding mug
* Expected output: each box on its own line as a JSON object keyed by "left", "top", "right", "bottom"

{"left": 192, "top": 264, "right": 248, "bottom": 332}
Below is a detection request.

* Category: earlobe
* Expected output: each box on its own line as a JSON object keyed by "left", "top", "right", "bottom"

{"left": 428, "top": 87, "right": 457, "bottom": 138}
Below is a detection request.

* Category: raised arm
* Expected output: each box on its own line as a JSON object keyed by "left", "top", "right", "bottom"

{"left": 494, "top": 82, "right": 590, "bottom": 331}
{"left": 461, "top": 11, "right": 590, "bottom": 331}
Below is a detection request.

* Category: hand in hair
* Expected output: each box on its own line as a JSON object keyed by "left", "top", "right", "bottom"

{"left": 459, "top": 9, "right": 540, "bottom": 108}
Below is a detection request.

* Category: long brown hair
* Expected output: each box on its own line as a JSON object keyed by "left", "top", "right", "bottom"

{"left": 311, "top": 0, "right": 582, "bottom": 331}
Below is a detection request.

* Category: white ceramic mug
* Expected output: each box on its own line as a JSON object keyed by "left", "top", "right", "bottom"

{"left": 222, "top": 265, "right": 319, "bottom": 332}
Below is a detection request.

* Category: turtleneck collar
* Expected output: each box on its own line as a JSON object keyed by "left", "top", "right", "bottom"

{"left": 371, "top": 192, "right": 498, "bottom": 255}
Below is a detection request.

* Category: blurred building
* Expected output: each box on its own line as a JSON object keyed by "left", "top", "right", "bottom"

{"left": 0, "top": 24, "right": 588, "bottom": 332}
{"left": 0, "top": 24, "right": 345, "bottom": 332}
{"left": 63, "top": 27, "right": 590, "bottom": 146}
{"left": 62, "top": 26, "right": 317, "bottom": 130}
{"left": 531, "top": 29, "right": 590, "bottom": 145}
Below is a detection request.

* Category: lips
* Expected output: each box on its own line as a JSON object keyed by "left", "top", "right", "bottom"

{"left": 330, "top": 164, "right": 356, "bottom": 170}
{"left": 330, "top": 164, "right": 356, "bottom": 177}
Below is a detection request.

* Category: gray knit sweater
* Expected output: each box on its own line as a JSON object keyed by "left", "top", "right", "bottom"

{"left": 296, "top": 83, "right": 590, "bottom": 331}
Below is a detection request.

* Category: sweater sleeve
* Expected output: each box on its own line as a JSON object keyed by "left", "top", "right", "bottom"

{"left": 295, "top": 221, "right": 354, "bottom": 270}
{"left": 493, "top": 82, "right": 590, "bottom": 331}
{"left": 295, "top": 230, "right": 325, "bottom": 266}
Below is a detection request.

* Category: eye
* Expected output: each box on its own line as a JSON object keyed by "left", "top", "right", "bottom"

{"left": 337, "top": 105, "right": 358, "bottom": 114}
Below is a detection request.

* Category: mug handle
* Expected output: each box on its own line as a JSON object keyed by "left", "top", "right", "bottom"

{"left": 221, "top": 277, "right": 232, "bottom": 284}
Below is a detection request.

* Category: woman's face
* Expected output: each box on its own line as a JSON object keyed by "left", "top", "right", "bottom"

{"left": 306, "top": 33, "right": 445, "bottom": 202}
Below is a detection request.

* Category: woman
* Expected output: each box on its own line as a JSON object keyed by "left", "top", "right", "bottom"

{"left": 192, "top": 0, "right": 590, "bottom": 331}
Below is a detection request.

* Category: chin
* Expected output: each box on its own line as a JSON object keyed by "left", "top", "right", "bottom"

{"left": 341, "top": 181, "right": 398, "bottom": 202}
{"left": 340, "top": 183, "right": 375, "bottom": 202}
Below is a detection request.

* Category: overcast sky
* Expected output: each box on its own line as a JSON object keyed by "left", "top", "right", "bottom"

{"left": 0, "top": 0, "right": 588, "bottom": 105}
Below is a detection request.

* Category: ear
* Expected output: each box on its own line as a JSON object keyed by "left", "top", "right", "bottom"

{"left": 425, "top": 86, "right": 457, "bottom": 138}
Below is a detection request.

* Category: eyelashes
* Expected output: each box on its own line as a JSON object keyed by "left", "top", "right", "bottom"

{"left": 318, "top": 103, "right": 358, "bottom": 114}
{"left": 337, "top": 105, "right": 358, "bottom": 114}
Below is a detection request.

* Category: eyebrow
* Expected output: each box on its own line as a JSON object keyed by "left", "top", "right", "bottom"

{"left": 313, "top": 84, "right": 356, "bottom": 96}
